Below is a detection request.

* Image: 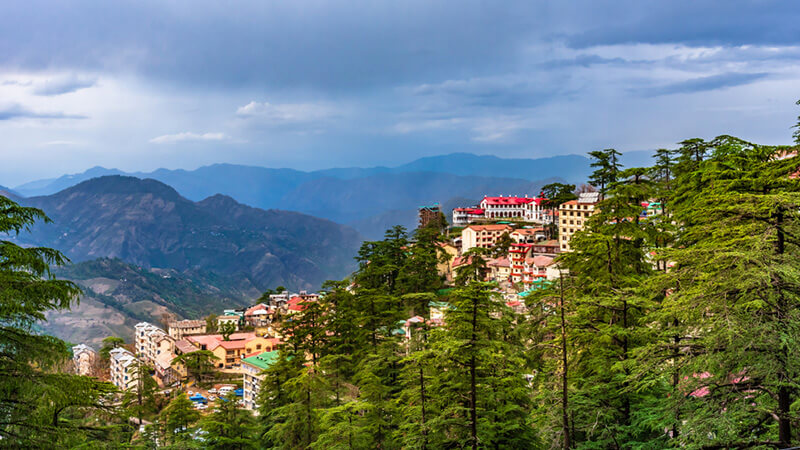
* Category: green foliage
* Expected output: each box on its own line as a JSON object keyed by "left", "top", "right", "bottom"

{"left": 100, "top": 335, "right": 126, "bottom": 360}
{"left": 0, "top": 195, "right": 130, "bottom": 447}
{"left": 172, "top": 350, "right": 220, "bottom": 386}
{"left": 219, "top": 321, "right": 236, "bottom": 341}
{"left": 201, "top": 392, "right": 257, "bottom": 449}
{"left": 159, "top": 393, "right": 200, "bottom": 446}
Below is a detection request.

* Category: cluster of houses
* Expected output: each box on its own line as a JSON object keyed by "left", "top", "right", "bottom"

{"left": 72, "top": 290, "right": 322, "bottom": 412}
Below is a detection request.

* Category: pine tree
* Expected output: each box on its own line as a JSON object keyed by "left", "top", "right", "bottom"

{"left": 427, "top": 282, "right": 537, "bottom": 448}
{"left": 159, "top": 392, "right": 200, "bottom": 446}
{"left": 646, "top": 139, "right": 800, "bottom": 447}
{"left": 0, "top": 195, "right": 123, "bottom": 446}
{"left": 201, "top": 392, "right": 257, "bottom": 449}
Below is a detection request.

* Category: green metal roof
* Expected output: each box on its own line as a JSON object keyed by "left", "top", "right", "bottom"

{"left": 429, "top": 301, "right": 450, "bottom": 309}
{"left": 241, "top": 350, "right": 279, "bottom": 371}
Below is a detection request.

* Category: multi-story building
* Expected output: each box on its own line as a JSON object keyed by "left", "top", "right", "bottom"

{"left": 461, "top": 224, "right": 513, "bottom": 251}
{"left": 72, "top": 344, "right": 97, "bottom": 376}
{"left": 217, "top": 314, "right": 241, "bottom": 331}
{"left": 241, "top": 351, "right": 279, "bottom": 411}
{"left": 521, "top": 255, "right": 556, "bottom": 290}
{"left": 418, "top": 204, "right": 441, "bottom": 229}
{"left": 479, "top": 196, "right": 547, "bottom": 222}
{"left": 452, "top": 207, "right": 486, "bottom": 227}
{"left": 486, "top": 256, "right": 511, "bottom": 282}
{"left": 109, "top": 347, "right": 138, "bottom": 391}
{"left": 244, "top": 304, "right": 274, "bottom": 327}
{"left": 558, "top": 192, "right": 600, "bottom": 252}
{"left": 135, "top": 322, "right": 174, "bottom": 364}
{"left": 168, "top": 320, "right": 206, "bottom": 340}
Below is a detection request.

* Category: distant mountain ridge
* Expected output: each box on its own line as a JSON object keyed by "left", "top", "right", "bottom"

{"left": 12, "top": 175, "right": 362, "bottom": 291}
{"left": 10, "top": 151, "right": 653, "bottom": 237}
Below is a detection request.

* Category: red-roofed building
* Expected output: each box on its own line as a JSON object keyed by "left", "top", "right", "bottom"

{"left": 480, "top": 195, "right": 547, "bottom": 222}
{"left": 186, "top": 332, "right": 281, "bottom": 369}
{"left": 452, "top": 207, "right": 486, "bottom": 227}
{"left": 287, "top": 296, "right": 308, "bottom": 314}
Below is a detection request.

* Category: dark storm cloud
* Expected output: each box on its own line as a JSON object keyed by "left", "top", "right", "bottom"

{"left": 0, "top": 0, "right": 546, "bottom": 90}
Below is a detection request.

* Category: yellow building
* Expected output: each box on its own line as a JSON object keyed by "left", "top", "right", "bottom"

{"left": 186, "top": 333, "right": 282, "bottom": 369}
{"left": 558, "top": 192, "right": 600, "bottom": 252}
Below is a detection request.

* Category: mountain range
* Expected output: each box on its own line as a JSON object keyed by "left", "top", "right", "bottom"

{"left": 11, "top": 151, "right": 653, "bottom": 238}
{"left": 12, "top": 176, "right": 362, "bottom": 291}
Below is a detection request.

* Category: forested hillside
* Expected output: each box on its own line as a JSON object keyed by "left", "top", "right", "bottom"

{"left": 2, "top": 132, "right": 800, "bottom": 448}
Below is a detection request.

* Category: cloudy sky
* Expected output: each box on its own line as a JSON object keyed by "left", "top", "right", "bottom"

{"left": 2, "top": 0, "right": 800, "bottom": 186}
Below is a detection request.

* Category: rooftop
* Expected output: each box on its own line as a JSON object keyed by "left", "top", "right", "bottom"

{"left": 464, "top": 224, "right": 513, "bottom": 232}
{"left": 241, "top": 350, "right": 280, "bottom": 371}
{"left": 481, "top": 196, "right": 536, "bottom": 206}
{"left": 169, "top": 319, "right": 205, "bottom": 329}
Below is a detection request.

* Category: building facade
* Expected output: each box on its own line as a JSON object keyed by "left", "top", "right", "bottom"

{"left": 168, "top": 320, "right": 207, "bottom": 340}
{"left": 72, "top": 344, "right": 97, "bottom": 376}
{"left": 461, "top": 224, "right": 513, "bottom": 251}
{"left": 109, "top": 347, "right": 138, "bottom": 391}
{"left": 241, "top": 351, "right": 279, "bottom": 411}
{"left": 135, "top": 322, "right": 174, "bottom": 364}
{"left": 558, "top": 192, "right": 600, "bottom": 252}
{"left": 418, "top": 204, "right": 441, "bottom": 228}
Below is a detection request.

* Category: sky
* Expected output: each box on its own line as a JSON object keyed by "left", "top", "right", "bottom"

{"left": 2, "top": 0, "right": 800, "bottom": 186}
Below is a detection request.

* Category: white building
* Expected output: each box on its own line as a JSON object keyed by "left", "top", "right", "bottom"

{"left": 109, "top": 347, "right": 138, "bottom": 391}
{"left": 241, "top": 350, "right": 279, "bottom": 412}
{"left": 479, "top": 196, "right": 547, "bottom": 222}
{"left": 452, "top": 207, "right": 486, "bottom": 227}
{"left": 72, "top": 344, "right": 97, "bottom": 376}
{"left": 135, "top": 322, "right": 174, "bottom": 364}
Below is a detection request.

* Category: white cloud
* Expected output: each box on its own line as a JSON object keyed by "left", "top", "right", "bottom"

{"left": 235, "top": 100, "right": 335, "bottom": 123}
{"left": 149, "top": 132, "right": 228, "bottom": 144}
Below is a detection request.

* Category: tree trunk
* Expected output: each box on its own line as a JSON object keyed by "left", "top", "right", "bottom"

{"left": 559, "top": 276, "right": 571, "bottom": 449}
{"left": 470, "top": 297, "right": 478, "bottom": 450}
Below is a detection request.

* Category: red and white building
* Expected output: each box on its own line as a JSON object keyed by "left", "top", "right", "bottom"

{"left": 452, "top": 207, "right": 485, "bottom": 227}
{"left": 452, "top": 195, "right": 552, "bottom": 227}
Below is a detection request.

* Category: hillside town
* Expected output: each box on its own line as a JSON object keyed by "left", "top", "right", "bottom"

{"left": 69, "top": 188, "right": 666, "bottom": 416}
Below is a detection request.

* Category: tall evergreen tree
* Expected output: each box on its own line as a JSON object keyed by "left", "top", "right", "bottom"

{"left": 0, "top": 195, "right": 123, "bottom": 447}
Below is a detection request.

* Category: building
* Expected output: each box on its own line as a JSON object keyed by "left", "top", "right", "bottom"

{"left": 72, "top": 344, "right": 97, "bottom": 376}
{"left": 241, "top": 350, "right": 279, "bottom": 411}
{"left": 510, "top": 228, "right": 545, "bottom": 244}
{"left": 558, "top": 192, "right": 600, "bottom": 252}
{"left": 461, "top": 224, "right": 513, "bottom": 251}
{"left": 109, "top": 347, "right": 138, "bottom": 391}
{"left": 452, "top": 207, "right": 485, "bottom": 227}
{"left": 436, "top": 242, "right": 459, "bottom": 283}
{"left": 217, "top": 314, "right": 241, "bottom": 331}
{"left": 186, "top": 332, "right": 281, "bottom": 369}
{"left": 135, "top": 322, "right": 174, "bottom": 364}
{"left": 244, "top": 303, "right": 274, "bottom": 327}
{"left": 168, "top": 320, "right": 207, "bottom": 340}
{"left": 521, "top": 255, "right": 555, "bottom": 290}
{"left": 418, "top": 204, "right": 441, "bottom": 229}
{"left": 479, "top": 195, "right": 549, "bottom": 222}
{"left": 486, "top": 256, "right": 511, "bottom": 282}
